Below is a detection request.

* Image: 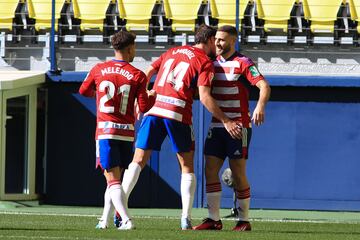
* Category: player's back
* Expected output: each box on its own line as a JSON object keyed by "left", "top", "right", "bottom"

{"left": 90, "top": 60, "right": 147, "bottom": 141}
{"left": 147, "top": 45, "right": 214, "bottom": 124}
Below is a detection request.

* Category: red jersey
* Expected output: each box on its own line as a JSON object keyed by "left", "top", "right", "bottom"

{"left": 145, "top": 45, "right": 214, "bottom": 124}
{"left": 79, "top": 60, "right": 155, "bottom": 141}
{"left": 211, "top": 52, "right": 265, "bottom": 128}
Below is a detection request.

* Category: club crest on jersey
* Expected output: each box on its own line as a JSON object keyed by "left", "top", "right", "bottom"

{"left": 249, "top": 66, "right": 260, "bottom": 77}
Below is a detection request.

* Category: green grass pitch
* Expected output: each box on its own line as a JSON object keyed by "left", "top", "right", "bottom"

{"left": 1, "top": 205, "right": 360, "bottom": 240}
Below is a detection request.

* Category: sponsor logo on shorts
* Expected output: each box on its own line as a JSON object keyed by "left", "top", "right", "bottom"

{"left": 233, "top": 150, "right": 241, "bottom": 155}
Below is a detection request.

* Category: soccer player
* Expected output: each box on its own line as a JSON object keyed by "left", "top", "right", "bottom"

{"left": 193, "top": 25, "right": 271, "bottom": 231}
{"left": 79, "top": 31, "right": 156, "bottom": 230}
{"left": 121, "top": 24, "right": 242, "bottom": 230}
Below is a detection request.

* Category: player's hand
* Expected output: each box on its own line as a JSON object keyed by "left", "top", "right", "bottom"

{"left": 147, "top": 89, "right": 157, "bottom": 98}
{"left": 134, "top": 101, "right": 141, "bottom": 121}
{"left": 252, "top": 106, "right": 265, "bottom": 126}
{"left": 224, "top": 120, "right": 242, "bottom": 140}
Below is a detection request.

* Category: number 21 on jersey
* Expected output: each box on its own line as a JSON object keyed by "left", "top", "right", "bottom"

{"left": 99, "top": 80, "right": 130, "bottom": 114}
{"left": 157, "top": 58, "right": 190, "bottom": 91}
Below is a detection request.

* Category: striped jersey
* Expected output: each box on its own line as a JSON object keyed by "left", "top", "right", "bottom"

{"left": 145, "top": 45, "right": 214, "bottom": 125}
{"left": 79, "top": 60, "right": 155, "bottom": 141}
{"left": 211, "top": 52, "right": 265, "bottom": 128}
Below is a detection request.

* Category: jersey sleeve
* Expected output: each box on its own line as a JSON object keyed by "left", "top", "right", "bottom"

{"left": 197, "top": 60, "right": 215, "bottom": 87}
{"left": 79, "top": 66, "right": 97, "bottom": 97}
{"left": 136, "top": 71, "right": 156, "bottom": 113}
{"left": 242, "top": 59, "right": 265, "bottom": 85}
{"left": 151, "top": 53, "right": 164, "bottom": 71}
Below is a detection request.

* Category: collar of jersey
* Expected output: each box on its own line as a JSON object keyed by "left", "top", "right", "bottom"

{"left": 112, "top": 59, "right": 128, "bottom": 63}
{"left": 219, "top": 51, "right": 238, "bottom": 62}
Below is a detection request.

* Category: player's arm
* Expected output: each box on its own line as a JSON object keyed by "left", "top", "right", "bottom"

{"left": 243, "top": 64, "right": 271, "bottom": 126}
{"left": 145, "top": 65, "right": 158, "bottom": 88}
{"left": 199, "top": 85, "right": 241, "bottom": 140}
{"left": 198, "top": 61, "right": 241, "bottom": 139}
{"left": 252, "top": 79, "right": 271, "bottom": 126}
{"left": 136, "top": 73, "right": 156, "bottom": 113}
{"left": 79, "top": 68, "right": 96, "bottom": 97}
{"left": 145, "top": 55, "right": 162, "bottom": 88}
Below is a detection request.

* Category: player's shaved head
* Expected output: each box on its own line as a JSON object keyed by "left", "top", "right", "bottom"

{"left": 217, "top": 25, "right": 238, "bottom": 38}
{"left": 195, "top": 24, "right": 217, "bottom": 44}
{"left": 111, "top": 31, "right": 136, "bottom": 51}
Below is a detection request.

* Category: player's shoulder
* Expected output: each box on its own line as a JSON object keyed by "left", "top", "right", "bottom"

{"left": 233, "top": 52, "right": 255, "bottom": 66}
{"left": 124, "top": 63, "right": 146, "bottom": 78}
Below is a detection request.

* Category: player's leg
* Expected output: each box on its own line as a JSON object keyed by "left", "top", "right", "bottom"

{"left": 98, "top": 139, "right": 134, "bottom": 230}
{"left": 122, "top": 116, "right": 167, "bottom": 206}
{"left": 165, "top": 119, "right": 195, "bottom": 230}
{"left": 194, "top": 128, "right": 225, "bottom": 230}
{"left": 229, "top": 158, "right": 251, "bottom": 231}
{"left": 122, "top": 148, "right": 152, "bottom": 198}
{"left": 228, "top": 127, "right": 252, "bottom": 231}
{"left": 96, "top": 186, "right": 113, "bottom": 229}
{"left": 95, "top": 140, "right": 113, "bottom": 229}
{"left": 103, "top": 167, "right": 130, "bottom": 222}
{"left": 176, "top": 151, "right": 196, "bottom": 229}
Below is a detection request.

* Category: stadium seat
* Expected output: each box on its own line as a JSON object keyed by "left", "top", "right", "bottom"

{"left": 209, "top": 0, "right": 251, "bottom": 28}
{"left": 163, "top": 0, "right": 203, "bottom": 32}
{"left": 0, "top": 0, "right": 20, "bottom": 31}
{"left": 72, "top": 0, "right": 113, "bottom": 32}
{"left": 27, "top": 0, "right": 66, "bottom": 32}
{"left": 302, "top": 0, "right": 345, "bottom": 33}
{"left": 118, "top": 0, "right": 157, "bottom": 32}
{"left": 349, "top": 0, "right": 360, "bottom": 45}
{"left": 256, "top": 0, "right": 298, "bottom": 44}
{"left": 349, "top": 0, "right": 360, "bottom": 32}
{"left": 256, "top": 0, "right": 298, "bottom": 32}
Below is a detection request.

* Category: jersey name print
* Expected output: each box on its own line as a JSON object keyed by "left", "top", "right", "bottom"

{"left": 79, "top": 60, "right": 150, "bottom": 141}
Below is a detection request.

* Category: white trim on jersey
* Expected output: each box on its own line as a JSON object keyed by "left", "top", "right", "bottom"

{"left": 216, "top": 100, "right": 241, "bottom": 108}
{"left": 97, "top": 134, "right": 134, "bottom": 141}
{"left": 213, "top": 61, "right": 240, "bottom": 68}
{"left": 156, "top": 94, "right": 186, "bottom": 108}
{"left": 214, "top": 73, "right": 241, "bottom": 81}
{"left": 146, "top": 106, "right": 183, "bottom": 122}
{"left": 96, "top": 140, "right": 100, "bottom": 158}
{"left": 98, "top": 121, "right": 134, "bottom": 130}
{"left": 212, "top": 87, "right": 239, "bottom": 94}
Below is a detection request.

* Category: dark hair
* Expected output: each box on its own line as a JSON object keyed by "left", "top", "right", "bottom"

{"left": 111, "top": 31, "right": 136, "bottom": 51}
{"left": 194, "top": 24, "right": 217, "bottom": 44}
{"left": 217, "top": 25, "right": 238, "bottom": 37}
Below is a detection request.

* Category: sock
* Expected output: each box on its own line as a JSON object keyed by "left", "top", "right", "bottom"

{"left": 108, "top": 180, "right": 130, "bottom": 222}
{"left": 236, "top": 187, "right": 250, "bottom": 222}
{"left": 122, "top": 162, "right": 142, "bottom": 198}
{"left": 206, "top": 182, "right": 222, "bottom": 221}
{"left": 99, "top": 187, "right": 113, "bottom": 223}
{"left": 180, "top": 173, "right": 196, "bottom": 219}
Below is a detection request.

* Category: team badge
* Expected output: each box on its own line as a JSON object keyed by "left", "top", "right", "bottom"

{"left": 249, "top": 66, "right": 260, "bottom": 77}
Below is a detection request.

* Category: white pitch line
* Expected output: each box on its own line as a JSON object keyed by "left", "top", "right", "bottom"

{"left": 0, "top": 211, "right": 359, "bottom": 224}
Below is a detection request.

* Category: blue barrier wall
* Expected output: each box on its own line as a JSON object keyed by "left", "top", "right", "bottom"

{"left": 45, "top": 73, "right": 360, "bottom": 211}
